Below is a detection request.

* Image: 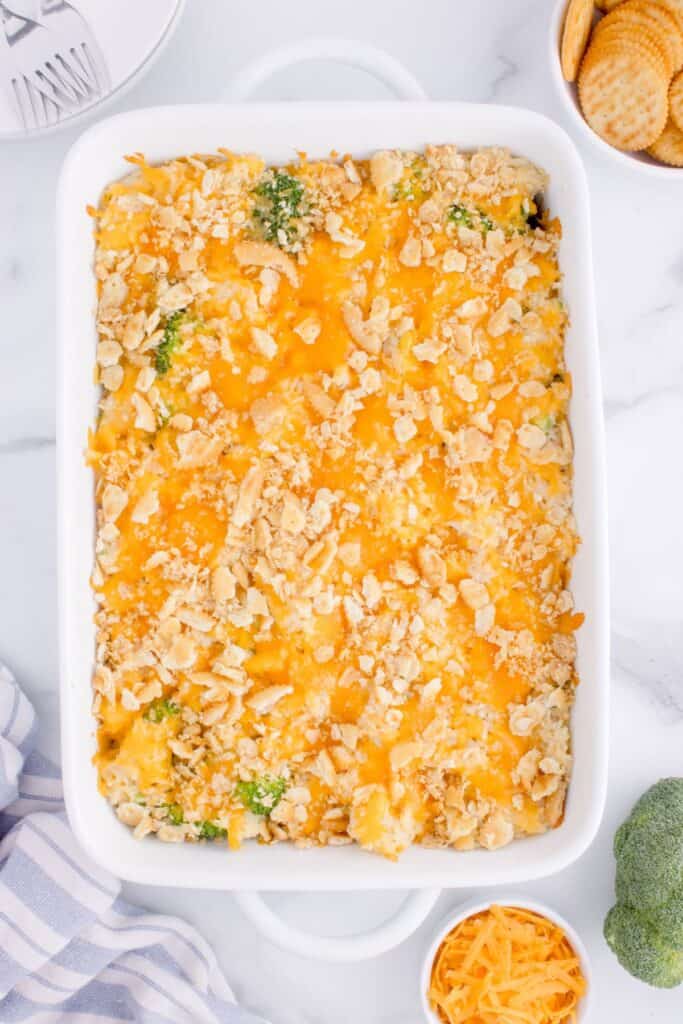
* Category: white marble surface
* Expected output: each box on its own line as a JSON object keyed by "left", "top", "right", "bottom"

{"left": 1, "top": 0, "right": 682, "bottom": 1020}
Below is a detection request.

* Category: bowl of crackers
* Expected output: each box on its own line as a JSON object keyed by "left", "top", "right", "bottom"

{"left": 551, "top": 0, "right": 683, "bottom": 174}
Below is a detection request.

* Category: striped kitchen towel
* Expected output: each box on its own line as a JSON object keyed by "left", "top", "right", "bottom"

{"left": 0, "top": 664, "right": 266, "bottom": 1023}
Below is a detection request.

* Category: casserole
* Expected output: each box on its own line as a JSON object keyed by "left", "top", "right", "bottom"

{"left": 91, "top": 144, "right": 578, "bottom": 859}
{"left": 58, "top": 40, "right": 608, "bottom": 957}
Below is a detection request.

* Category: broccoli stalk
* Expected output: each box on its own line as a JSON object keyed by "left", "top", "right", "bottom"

{"left": 604, "top": 778, "right": 683, "bottom": 988}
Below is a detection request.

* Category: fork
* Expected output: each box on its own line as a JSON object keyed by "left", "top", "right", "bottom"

{"left": 1, "top": 0, "right": 109, "bottom": 133}
{"left": 36, "top": 0, "right": 109, "bottom": 97}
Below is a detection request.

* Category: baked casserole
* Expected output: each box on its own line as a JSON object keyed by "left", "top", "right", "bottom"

{"left": 89, "top": 144, "right": 581, "bottom": 859}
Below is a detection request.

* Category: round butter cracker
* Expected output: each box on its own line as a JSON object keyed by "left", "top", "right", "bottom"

{"left": 657, "top": 0, "right": 683, "bottom": 34}
{"left": 593, "top": 1, "right": 681, "bottom": 77}
{"left": 647, "top": 116, "right": 683, "bottom": 164}
{"left": 670, "top": 70, "right": 683, "bottom": 131}
{"left": 578, "top": 43, "right": 669, "bottom": 149}
{"left": 561, "top": 0, "right": 596, "bottom": 82}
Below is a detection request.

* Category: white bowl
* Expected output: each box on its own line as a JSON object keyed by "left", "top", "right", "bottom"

{"left": 420, "top": 895, "right": 593, "bottom": 1023}
{"left": 550, "top": 0, "right": 683, "bottom": 179}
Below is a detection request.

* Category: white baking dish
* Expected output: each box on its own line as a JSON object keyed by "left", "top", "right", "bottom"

{"left": 57, "top": 40, "right": 609, "bottom": 959}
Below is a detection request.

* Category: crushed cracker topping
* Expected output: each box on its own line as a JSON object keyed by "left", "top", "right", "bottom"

{"left": 90, "top": 145, "right": 580, "bottom": 859}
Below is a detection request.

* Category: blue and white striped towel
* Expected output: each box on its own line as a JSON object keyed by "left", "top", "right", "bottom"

{"left": 0, "top": 664, "right": 266, "bottom": 1023}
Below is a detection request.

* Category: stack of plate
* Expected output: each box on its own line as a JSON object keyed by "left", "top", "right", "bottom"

{"left": 0, "top": 0, "right": 184, "bottom": 139}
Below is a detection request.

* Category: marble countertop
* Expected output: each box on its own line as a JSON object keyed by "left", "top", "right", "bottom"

{"left": 2, "top": 0, "right": 682, "bottom": 1020}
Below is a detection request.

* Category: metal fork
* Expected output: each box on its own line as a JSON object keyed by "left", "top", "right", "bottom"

{"left": 1, "top": 0, "right": 109, "bottom": 134}
{"left": 37, "top": 0, "right": 109, "bottom": 97}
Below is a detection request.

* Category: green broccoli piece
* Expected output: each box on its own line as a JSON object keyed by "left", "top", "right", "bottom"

{"left": 531, "top": 414, "right": 556, "bottom": 436}
{"left": 252, "top": 170, "right": 305, "bottom": 246}
{"left": 604, "top": 778, "right": 683, "bottom": 988}
{"left": 448, "top": 203, "right": 473, "bottom": 228}
{"left": 143, "top": 699, "right": 181, "bottom": 723}
{"left": 605, "top": 906, "right": 683, "bottom": 989}
{"left": 235, "top": 776, "right": 286, "bottom": 817}
{"left": 448, "top": 204, "right": 496, "bottom": 234}
{"left": 198, "top": 820, "right": 227, "bottom": 841}
{"left": 155, "top": 310, "right": 187, "bottom": 375}
{"left": 165, "top": 803, "right": 184, "bottom": 826}
{"left": 392, "top": 161, "right": 426, "bottom": 202}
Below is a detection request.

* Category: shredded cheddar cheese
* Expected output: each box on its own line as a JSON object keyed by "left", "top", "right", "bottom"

{"left": 429, "top": 904, "right": 587, "bottom": 1024}
{"left": 90, "top": 145, "right": 581, "bottom": 857}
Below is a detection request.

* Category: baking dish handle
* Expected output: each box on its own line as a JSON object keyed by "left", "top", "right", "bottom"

{"left": 234, "top": 888, "right": 440, "bottom": 962}
{"left": 225, "top": 38, "right": 427, "bottom": 101}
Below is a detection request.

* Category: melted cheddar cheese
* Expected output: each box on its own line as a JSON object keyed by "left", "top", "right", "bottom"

{"left": 90, "top": 144, "right": 580, "bottom": 857}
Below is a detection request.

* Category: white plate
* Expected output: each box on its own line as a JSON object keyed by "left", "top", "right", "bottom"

{"left": 57, "top": 43, "right": 609, "bottom": 959}
{"left": 0, "top": 0, "right": 184, "bottom": 139}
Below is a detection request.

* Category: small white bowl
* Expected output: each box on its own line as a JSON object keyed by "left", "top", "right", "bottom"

{"left": 550, "top": 0, "right": 683, "bottom": 179}
{"left": 420, "top": 894, "right": 593, "bottom": 1023}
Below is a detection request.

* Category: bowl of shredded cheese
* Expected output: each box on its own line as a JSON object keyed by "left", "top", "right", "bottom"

{"left": 421, "top": 897, "right": 591, "bottom": 1024}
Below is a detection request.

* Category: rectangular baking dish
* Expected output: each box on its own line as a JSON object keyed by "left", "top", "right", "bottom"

{"left": 57, "top": 99, "right": 609, "bottom": 890}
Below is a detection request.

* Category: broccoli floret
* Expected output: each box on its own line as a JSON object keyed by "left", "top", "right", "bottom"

{"left": 531, "top": 414, "right": 556, "bottom": 436}
{"left": 392, "top": 161, "right": 427, "bottom": 202}
{"left": 646, "top": 889, "right": 683, "bottom": 949}
{"left": 448, "top": 203, "right": 473, "bottom": 228}
{"left": 198, "top": 820, "right": 227, "bottom": 841}
{"left": 448, "top": 204, "right": 496, "bottom": 234}
{"left": 155, "top": 310, "right": 187, "bottom": 375}
{"left": 605, "top": 905, "right": 683, "bottom": 989}
{"left": 165, "top": 803, "right": 184, "bottom": 826}
{"left": 614, "top": 778, "right": 683, "bottom": 909}
{"left": 235, "top": 776, "right": 286, "bottom": 817}
{"left": 252, "top": 170, "right": 305, "bottom": 246}
{"left": 143, "top": 699, "right": 181, "bottom": 723}
{"left": 605, "top": 778, "right": 683, "bottom": 988}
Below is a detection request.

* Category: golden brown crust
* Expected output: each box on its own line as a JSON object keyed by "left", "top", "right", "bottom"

{"left": 90, "top": 146, "right": 579, "bottom": 858}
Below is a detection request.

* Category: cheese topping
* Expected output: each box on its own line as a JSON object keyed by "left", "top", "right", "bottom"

{"left": 90, "top": 145, "right": 581, "bottom": 857}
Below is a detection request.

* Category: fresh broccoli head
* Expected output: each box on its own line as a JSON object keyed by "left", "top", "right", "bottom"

{"left": 604, "top": 778, "right": 683, "bottom": 988}
{"left": 235, "top": 775, "right": 286, "bottom": 816}
{"left": 605, "top": 905, "right": 683, "bottom": 989}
